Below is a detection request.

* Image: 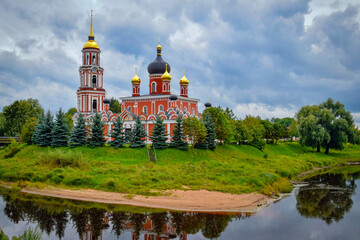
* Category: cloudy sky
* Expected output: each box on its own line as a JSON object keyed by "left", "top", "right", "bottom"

{"left": 0, "top": 0, "right": 359, "bottom": 125}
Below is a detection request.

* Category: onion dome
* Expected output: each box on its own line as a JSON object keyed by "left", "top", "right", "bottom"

{"left": 170, "top": 95, "right": 178, "bottom": 101}
{"left": 103, "top": 98, "right": 110, "bottom": 104}
{"left": 131, "top": 68, "right": 141, "bottom": 84}
{"left": 162, "top": 64, "right": 171, "bottom": 81}
{"left": 179, "top": 70, "right": 189, "bottom": 85}
{"left": 205, "top": 102, "right": 212, "bottom": 108}
{"left": 147, "top": 40, "right": 171, "bottom": 75}
{"left": 83, "top": 10, "right": 100, "bottom": 50}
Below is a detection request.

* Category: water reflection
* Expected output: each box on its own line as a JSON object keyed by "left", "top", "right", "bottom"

{"left": 0, "top": 188, "right": 251, "bottom": 239}
{"left": 296, "top": 172, "right": 357, "bottom": 224}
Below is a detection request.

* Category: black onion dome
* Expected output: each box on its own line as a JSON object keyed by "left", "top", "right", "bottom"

{"left": 147, "top": 48, "right": 171, "bottom": 75}
{"left": 170, "top": 95, "right": 178, "bottom": 101}
{"left": 205, "top": 102, "right": 212, "bottom": 108}
{"left": 103, "top": 98, "right": 110, "bottom": 104}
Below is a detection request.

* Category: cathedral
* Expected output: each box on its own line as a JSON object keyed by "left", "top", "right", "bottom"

{"left": 74, "top": 12, "right": 203, "bottom": 142}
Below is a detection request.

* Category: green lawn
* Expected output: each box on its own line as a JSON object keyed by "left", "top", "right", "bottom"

{"left": 0, "top": 142, "right": 359, "bottom": 196}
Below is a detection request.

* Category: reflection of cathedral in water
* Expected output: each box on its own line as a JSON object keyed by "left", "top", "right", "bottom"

{"left": 124, "top": 215, "right": 187, "bottom": 240}
{"left": 81, "top": 212, "right": 187, "bottom": 240}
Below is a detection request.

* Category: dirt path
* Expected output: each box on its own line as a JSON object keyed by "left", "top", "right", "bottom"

{"left": 9, "top": 186, "right": 270, "bottom": 213}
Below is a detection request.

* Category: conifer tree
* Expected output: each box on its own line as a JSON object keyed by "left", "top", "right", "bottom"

{"left": 204, "top": 115, "right": 217, "bottom": 150}
{"left": 130, "top": 116, "right": 146, "bottom": 148}
{"left": 32, "top": 112, "right": 45, "bottom": 145}
{"left": 171, "top": 115, "right": 188, "bottom": 150}
{"left": 110, "top": 117, "right": 126, "bottom": 148}
{"left": 36, "top": 110, "right": 54, "bottom": 147}
{"left": 150, "top": 116, "right": 168, "bottom": 149}
{"left": 88, "top": 113, "right": 106, "bottom": 147}
{"left": 69, "top": 113, "right": 86, "bottom": 147}
{"left": 51, "top": 108, "right": 69, "bottom": 147}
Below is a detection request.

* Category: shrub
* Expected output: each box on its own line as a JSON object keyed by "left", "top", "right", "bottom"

{"left": 3, "top": 138, "right": 22, "bottom": 159}
{"left": 13, "top": 226, "right": 42, "bottom": 240}
{"left": 37, "top": 149, "right": 88, "bottom": 169}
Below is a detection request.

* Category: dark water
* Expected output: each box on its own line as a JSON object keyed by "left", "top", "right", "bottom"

{"left": 1, "top": 168, "right": 360, "bottom": 240}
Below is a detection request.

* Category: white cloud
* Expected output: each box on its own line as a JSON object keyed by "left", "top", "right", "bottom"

{"left": 234, "top": 103, "right": 297, "bottom": 119}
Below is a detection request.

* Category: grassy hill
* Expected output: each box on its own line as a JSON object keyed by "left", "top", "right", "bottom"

{"left": 1, "top": 142, "right": 359, "bottom": 196}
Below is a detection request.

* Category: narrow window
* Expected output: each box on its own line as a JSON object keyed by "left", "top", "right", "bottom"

{"left": 143, "top": 106, "right": 147, "bottom": 115}
{"left": 128, "top": 106, "right": 132, "bottom": 112}
{"left": 152, "top": 82, "right": 156, "bottom": 93}
{"left": 184, "top": 107, "right": 187, "bottom": 112}
{"left": 159, "top": 105, "right": 163, "bottom": 112}
{"left": 192, "top": 108, "right": 195, "bottom": 115}
{"left": 87, "top": 55, "right": 89, "bottom": 65}
{"left": 93, "top": 99, "right": 97, "bottom": 112}
{"left": 92, "top": 75, "right": 97, "bottom": 87}
{"left": 92, "top": 55, "right": 96, "bottom": 65}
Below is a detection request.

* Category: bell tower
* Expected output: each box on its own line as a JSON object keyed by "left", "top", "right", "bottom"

{"left": 77, "top": 10, "right": 106, "bottom": 114}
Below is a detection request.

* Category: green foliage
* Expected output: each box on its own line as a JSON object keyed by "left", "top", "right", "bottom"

{"left": 110, "top": 97, "right": 122, "bottom": 114}
{"left": 65, "top": 107, "right": 77, "bottom": 130}
{"left": 69, "top": 113, "right": 87, "bottom": 147}
{"left": 38, "top": 149, "right": 88, "bottom": 169}
{"left": 130, "top": 116, "right": 146, "bottom": 148}
{"left": 0, "top": 227, "right": 9, "bottom": 240}
{"left": 150, "top": 116, "right": 168, "bottom": 149}
{"left": 261, "top": 119, "right": 274, "bottom": 143}
{"left": 12, "top": 226, "right": 42, "bottom": 240}
{"left": 51, "top": 108, "right": 69, "bottom": 147}
{"left": 2, "top": 98, "right": 43, "bottom": 136}
{"left": 238, "top": 116, "right": 266, "bottom": 150}
{"left": 296, "top": 98, "right": 355, "bottom": 154}
{"left": 0, "top": 113, "right": 6, "bottom": 136}
{"left": 203, "top": 107, "right": 233, "bottom": 144}
{"left": 3, "top": 138, "right": 22, "bottom": 158}
{"left": 183, "top": 117, "right": 206, "bottom": 148}
{"left": 20, "top": 117, "right": 38, "bottom": 144}
{"left": 170, "top": 115, "right": 188, "bottom": 150}
{"left": 33, "top": 111, "right": 54, "bottom": 147}
{"left": 273, "top": 122, "right": 286, "bottom": 143}
{"left": 203, "top": 115, "right": 216, "bottom": 150}
{"left": 110, "top": 117, "right": 126, "bottom": 148}
{"left": 88, "top": 113, "right": 105, "bottom": 147}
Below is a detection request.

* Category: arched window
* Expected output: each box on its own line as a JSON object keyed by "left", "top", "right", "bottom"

{"left": 86, "top": 54, "right": 89, "bottom": 65}
{"left": 152, "top": 82, "right": 156, "bottom": 93}
{"left": 92, "top": 55, "right": 96, "bottom": 65}
{"left": 128, "top": 106, "right": 132, "bottom": 112}
{"left": 93, "top": 99, "right": 97, "bottom": 112}
{"left": 92, "top": 75, "right": 97, "bottom": 87}
{"left": 192, "top": 108, "right": 195, "bottom": 116}
{"left": 184, "top": 107, "right": 187, "bottom": 112}
{"left": 159, "top": 105, "right": 163, "bottom": 112}
{"left": 143, "top": 106, "right": 147, "bottom": 115}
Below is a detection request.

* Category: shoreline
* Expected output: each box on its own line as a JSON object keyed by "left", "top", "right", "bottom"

{"left": 0, "top": 184, "right": 271, "bottom": 213}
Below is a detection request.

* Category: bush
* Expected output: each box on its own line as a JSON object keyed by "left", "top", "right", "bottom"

{"left": 3, "top": 138, "right": 22, "bottom": 159}
{"left": 0, "top": 227, "right": 9, "bottom": 240}
{"left": 37, "top": 149, "right": 88, "bottom": 169}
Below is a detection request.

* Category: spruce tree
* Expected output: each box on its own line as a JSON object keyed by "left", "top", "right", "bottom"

{"left": 32, "top": 112, "right": 45, "bottom": 145}
{"left": 204, "top": 115, "right": 217, "bottom": 150}
{"left": 150, "top": 116, "right": 168, "bottom": 149}
{"left": 171, "top": 115, "right": 188, "bottom": 150}
{"left": 51, "top": 108, "right": 69, "bottom": 147}
{"left": 36, "top": 110, "right": 54, "bottom": 147}
{"left": 110, "top": 117, "right": 126, "bottom": 148}
{"left": 69, "top": 113, "right": 86, "bottom": 147}
{"left": 88, "top": 113, "right": 106, "bottom": 147}
{"left": 130, "top": 116, "right": 146, "bottom": 148}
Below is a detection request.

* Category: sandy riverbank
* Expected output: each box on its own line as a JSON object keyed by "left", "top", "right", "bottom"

{"left": 3, "top": 185, "right": 271, "bottom": 212}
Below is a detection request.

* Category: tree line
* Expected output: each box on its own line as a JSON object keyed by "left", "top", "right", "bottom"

{"left": 1, "top": 97, "right": 359, "bottom": 154}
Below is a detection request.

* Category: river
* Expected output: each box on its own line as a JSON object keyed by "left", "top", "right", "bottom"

{"left": 1, "top": 167, "right": 359, "bottom": 240}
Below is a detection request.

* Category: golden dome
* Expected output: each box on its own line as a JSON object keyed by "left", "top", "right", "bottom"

{"left": 83, "top": 40, "right": 100, "bottom": 49}
{"left": 131, "top": 73, "right": 141, "bottom": 84}
{"left": 179, "top": 73, "right": 189, "bottom": 85}
{"left": 162, "top": 64, "right": 171, "bottom": 81}
{"left": 83, "top": 10, "right": 100, "bottom": 50}
{"left": 157, "top": 38, "right": 162, "bottom": 51}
